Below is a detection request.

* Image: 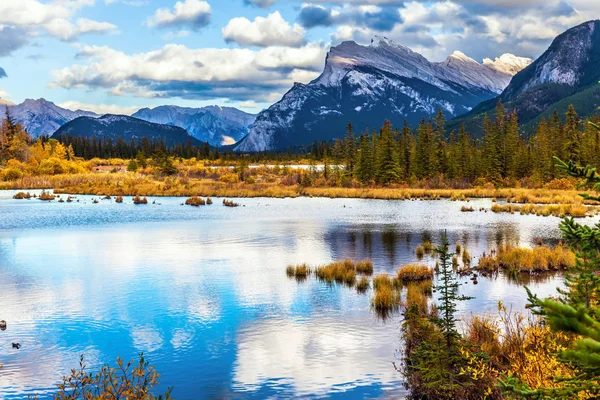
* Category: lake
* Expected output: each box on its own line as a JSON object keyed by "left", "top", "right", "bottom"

{"left": 0, "top": 190, "right": 582, "bottom": 399}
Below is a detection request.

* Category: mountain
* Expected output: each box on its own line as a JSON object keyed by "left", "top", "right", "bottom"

{"left": 454, "top": 20, "right": 600, "bottom": 133}
{"left": 132, "top": 105, "right": 256, "bottom": 146}
{"left": 235, "top": 36, "right": 531, "bottom": 152}
{"left": 52, "top": 114, "right": 204, "bottom": 147}
{"left": 7, "top": 98, "right": 98, "bottom": 138}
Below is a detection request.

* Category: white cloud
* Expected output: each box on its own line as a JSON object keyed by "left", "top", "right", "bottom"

{"left": 222, "top": 11, "right": 306, "bottom": 48}
{"left": 146, "top": 0, "right": 211, "bottom": 30}
{"left": 0, "top": 0, "right": 117, "bottom": 41}
{"left": 57, "top": 100, "right": 145, "bottom": 115}
{"left": 49, "top": 41, "right": 328, "bottom": 102}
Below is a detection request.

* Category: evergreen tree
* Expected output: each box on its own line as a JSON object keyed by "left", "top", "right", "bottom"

{"left": 376, "top": 121, "right": 401, "bottom": 185}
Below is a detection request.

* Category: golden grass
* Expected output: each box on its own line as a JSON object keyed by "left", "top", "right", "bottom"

{"left": 371, "top": 274, "right": 401, "bottom": 311}
{"left": 461, "top": 205, "right": 475, "bottom": 212}
{"left": 396, "top": 264, "right": 434, "bottom": 282}
{"left": 491, "top": 202, "right": 595, "bottom": 218}
{"left": 462, "top": 249, "right": 472, "bottom": 268}
{"left": 3, "top": 171, "right": 599, "bottom": 207}
{"left": 286, "top": 264, "right": 311, "bottom": 280}
{"left": 476, "top": 244, "right": 575, "bottom": 273}
{"left": 315, "top": 259, "right": 356, "bottom": 285}
{"left": 416, "top": 245, "right": 425, "bottom": 259}
{"left": 115, "top": 195, "right": 123, "bottom": 203}
{"left": 356, "top": 276, "right": 370, "bottom": 293}
{"left": 355, "top": 260, "right": 374, "bottom": 275}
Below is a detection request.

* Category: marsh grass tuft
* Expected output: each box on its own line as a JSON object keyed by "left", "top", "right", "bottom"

{"left": 223, "top": 199, "right": 240, "bottom": 207}
{"left": 396, "top": 264, "right": 434, "bottom": 283}
{"left": 476, "top": 244, "right": 575, "bottom": 273}
{"left": 13, "top": 192, "right": 31, "bottom": 199}
{"left": 286, "top": 264, "right": 311, "bottom": 281}
{"left": 133, "top": 195, "right": 148, "bottom": 204}
{"left": 356, "top": 276, "right": 370, "bottom": 293}
{"left": 185, "top": 196, "right": 206, "bottom": 206}
{"left": 356, "top": 259, "right": 374, "bottom": 275}
{"left": 115, "top": 195, "right": 123, "bottom": 203}
{"left": 39, "top": 190, "right": 54, "bottom": 201}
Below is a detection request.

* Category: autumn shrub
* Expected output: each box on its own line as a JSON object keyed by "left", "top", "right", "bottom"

{"left": 39, "top": 190, "right": 54, "bottom": 201}
{"left": 133, "top": 195, "right": 148, "bottom": 205}
{"left": 50, "top": 354, "right": 172, "bottom": 399}
{"left": 2, "top": 167, "right": 23, "bottom": 181}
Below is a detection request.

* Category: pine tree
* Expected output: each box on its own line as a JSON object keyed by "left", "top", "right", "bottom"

{"left": 355, "top": 132, "right": 375, "bottom": 183}
{"left": 376, "top": 121, "right": 401, "bottom": 185}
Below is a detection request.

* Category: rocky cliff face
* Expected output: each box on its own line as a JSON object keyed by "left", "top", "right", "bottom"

{"left": 235, "top": 37, "right": 530, "bottom": 152}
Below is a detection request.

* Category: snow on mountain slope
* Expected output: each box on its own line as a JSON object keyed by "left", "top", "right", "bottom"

{"left": 235, "top": 37, "right": 530, "bottom": 152}
{"left": 8, "top": 98, "right": 98, "bottom": 138}
{"left": 132, "top": 105, "right": 257, "bottom": 146}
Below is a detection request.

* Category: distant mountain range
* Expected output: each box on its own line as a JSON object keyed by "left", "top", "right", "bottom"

{"left": 235, "top": 36, "right": 531, "bottom": 152}
{"left": 132, "top": 105, "right": 256, "bottom": 146}
{"left": 453, "top": 20, "right": 600, "bottom": 133}
{"left": 4, "top": 99, "right": 255, "bottom": 146}
{"left": 6, "top": 21, "right": 600, "bottom": 152}
{"left": 54, "top": 114, "right": 203, "bottom": 147}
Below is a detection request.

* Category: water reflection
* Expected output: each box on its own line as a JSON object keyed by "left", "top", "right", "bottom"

{"left": 0, "top": 193, "right": 593, "bottom": 398}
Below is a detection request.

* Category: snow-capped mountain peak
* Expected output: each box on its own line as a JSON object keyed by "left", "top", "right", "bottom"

{"left": 236, "top": 37, "right": 531, "bottom": 152}
{"left": 483, "top": 54, "right": 533, "bottom": 75}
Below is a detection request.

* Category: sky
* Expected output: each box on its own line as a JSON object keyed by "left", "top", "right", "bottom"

{"left": 0, "top": 0, "right": 599, "bottom": 115}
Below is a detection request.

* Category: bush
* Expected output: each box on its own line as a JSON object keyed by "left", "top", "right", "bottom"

{"left": 52, "top": 354, "right": 172, "bottom": 399}
{"left": 2, "top": 167, "right": 23, "bottom": 181}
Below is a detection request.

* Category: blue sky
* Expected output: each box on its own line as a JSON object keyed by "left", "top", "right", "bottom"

{"left": 0, "top": 0, "right": 598, "bottom": 115}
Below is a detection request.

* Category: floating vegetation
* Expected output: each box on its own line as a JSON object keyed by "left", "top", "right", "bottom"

{"left": 66, "top": 196, "right": 74, "bottom": 203}
{"left": 12, "top": 192, "right": 31, "bottom": 199}
{"left": 58, "top": 197, "right": 64, "bottom": 203}
{"left": 115, "top": 195, "right": 123, "bottom": 203}
{"left": 395, "top": 264, "right": 434, "bottom": 283}
{"left": 103, "top": 195, "right": 111, "bottom": 200}
{"left": 92, "top": 198, "right": 99, "bottom": 204}
{"left": 461, "top": 205, "right": 475, "bottom": 212}
{"left": 38, "top": 190, "right": 54, "bottom": 201}
{"left": 476, "top": 244, "right": 575, "bottom": 273}
{"left": 455, "top": 243, "right": 462, "bottom": 254}
{"left": 133, "top": 195, "right": 148, "bottom": 205}
{"left": 423, "top": 241, "right": 433, "bottom": 253}
{"left": 185, "top": 196, "right": 206, "bottom": 206}
{"left": 206, "top": 197, "right": 213, "bottom": 205}
{"left": 223, "top": 199, "right": 240, "bottom": 207}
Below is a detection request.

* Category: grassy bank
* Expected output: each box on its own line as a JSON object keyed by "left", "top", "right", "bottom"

{"left": 2, "top": 172, "right": 599, "bottom": 207}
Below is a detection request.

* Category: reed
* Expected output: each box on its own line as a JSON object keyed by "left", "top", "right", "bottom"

{"left": 476, "top": 244, "right": 575, "bottom": 273}
{"left": 461, "top": 205, "right": 475, "bottom": 212}
{"left": 206, "top": 197, "right": 213, "bottom": 205}
{"left": 396, "top": 264, "right": 434, "bottom": 282}
{"left": 462, "top": 249, "right": 472, "bottom": 268}
{"left": 115, "top": 195, "right": 123, "bottom": 203}
{"left": 491, "top": 202, "right": 595, "bottom": 218}
{"left": 371, "top": 275, "right": 401, "bottom": 311}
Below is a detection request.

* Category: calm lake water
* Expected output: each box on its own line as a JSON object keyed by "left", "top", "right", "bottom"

{"left": 0, "top": 190, "right": 586, "bottom": 399}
